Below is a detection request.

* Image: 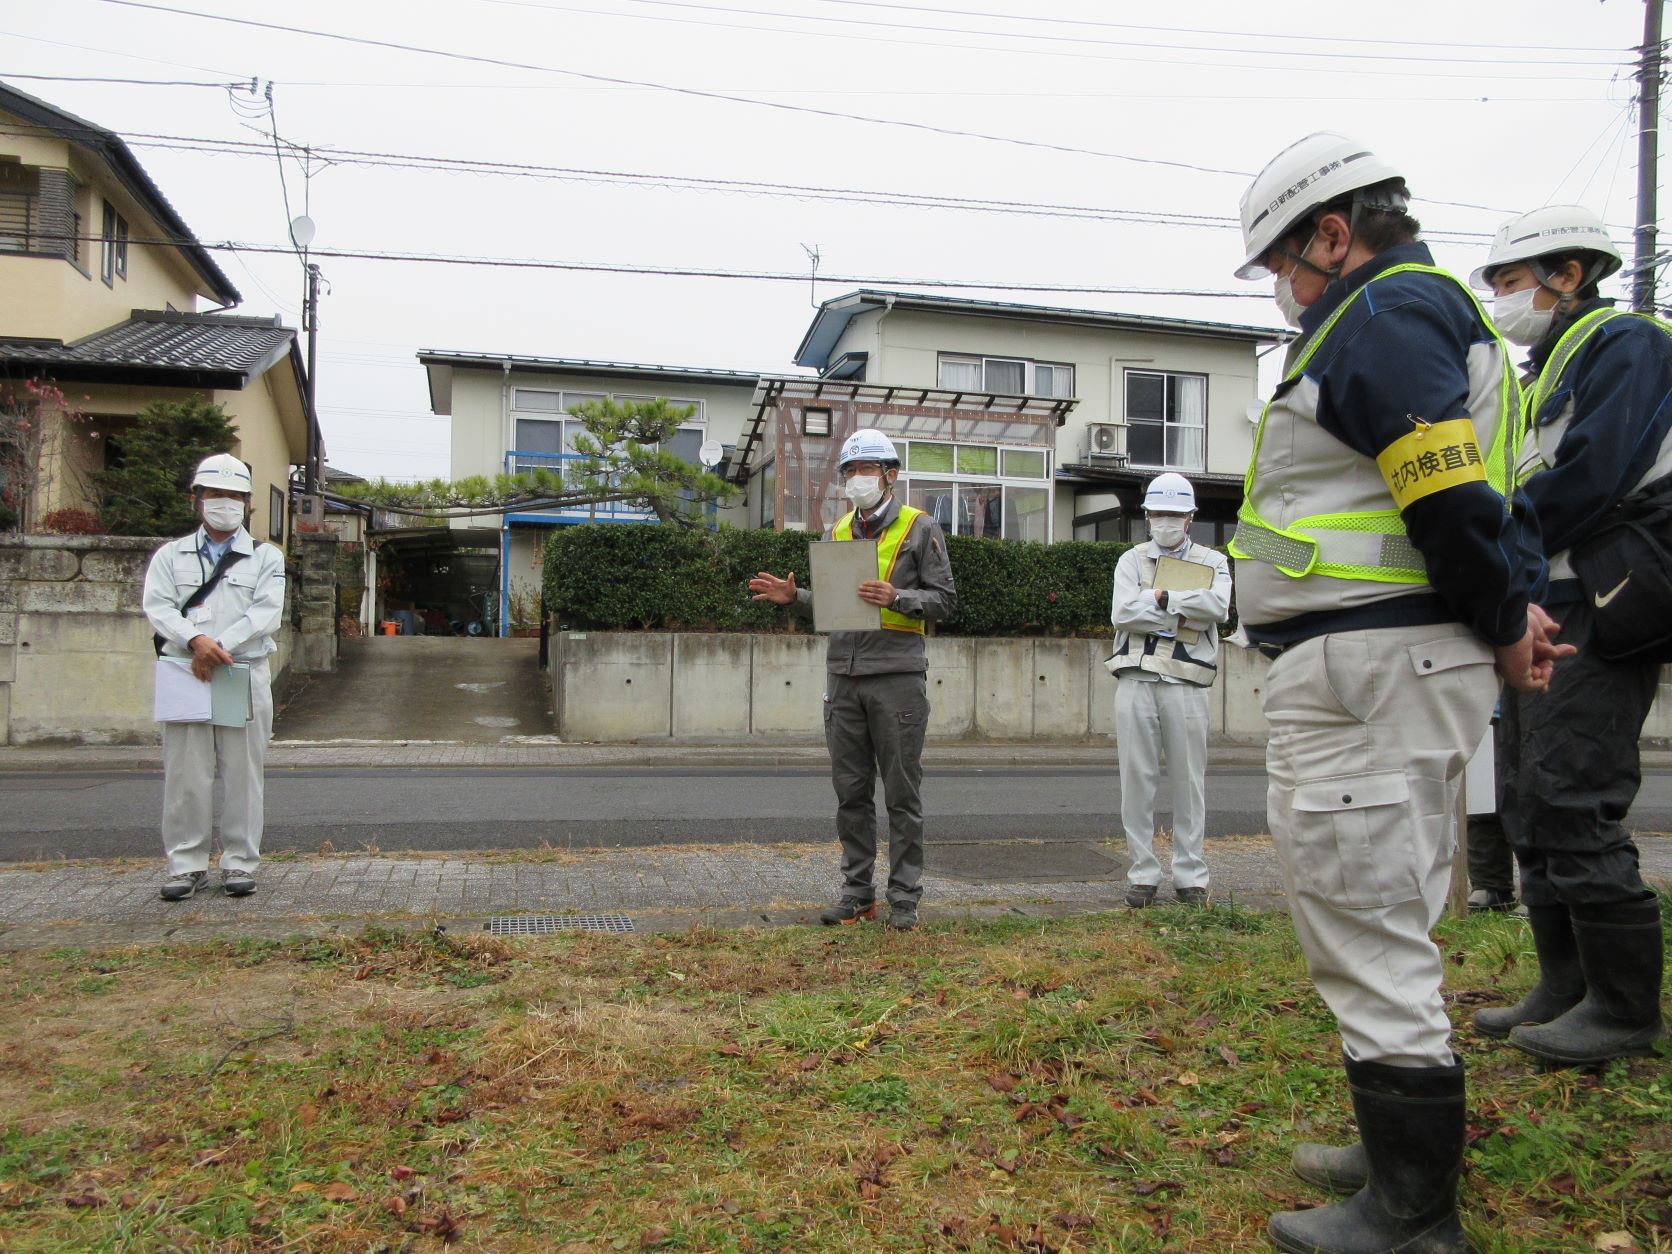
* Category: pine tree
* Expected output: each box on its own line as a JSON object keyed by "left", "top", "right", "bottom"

{"left": 566, "top": 396, "right": 737, "bottom": 525}
{"left": 95, "top": 396, "right": 239, "bottom": 536}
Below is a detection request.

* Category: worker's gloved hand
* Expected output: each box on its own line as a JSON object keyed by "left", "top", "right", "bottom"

{"left": 188, "top": 633, "right": 234, "bottom": 682}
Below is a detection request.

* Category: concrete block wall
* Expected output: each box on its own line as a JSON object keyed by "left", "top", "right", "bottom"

{"left": 0, "top": 536, "right": 300, "bottom": 746}
{"left": 549, "top": 631, "right": 1280, "bottom": 744}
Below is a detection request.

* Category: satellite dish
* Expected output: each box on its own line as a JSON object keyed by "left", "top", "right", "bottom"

{"left": 698, "top": 439, "right": 724, "bottom": 468}
{"left": 289, "top": 215, "right": 317, "bottom": 249}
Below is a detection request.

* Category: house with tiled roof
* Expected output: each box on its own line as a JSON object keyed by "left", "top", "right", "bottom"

{"left": 0, "top": 81, "right": 307, "bottom": 539}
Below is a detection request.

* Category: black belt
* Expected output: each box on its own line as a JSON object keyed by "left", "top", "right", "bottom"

{"left": 1256, "top": 643, "right": 1288, "bottom": 661}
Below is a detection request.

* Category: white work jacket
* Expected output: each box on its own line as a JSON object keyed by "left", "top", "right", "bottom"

{"left": 1108, "top": 540, "right": 1233, "bottom": 686}
{"left": 143, "top": 526, "right": 287, "bottom": 661}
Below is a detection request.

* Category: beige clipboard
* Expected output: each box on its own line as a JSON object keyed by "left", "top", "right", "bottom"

{"left": 809, "top": 538, "right": 883, "bottom": 633}
{"left": 1153, "top": 555, "right": 1215, "bottom": 646}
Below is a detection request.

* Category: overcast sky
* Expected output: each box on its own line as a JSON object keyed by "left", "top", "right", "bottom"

{"left": 3, "top": 0, "right": 1658, "bottom": 479}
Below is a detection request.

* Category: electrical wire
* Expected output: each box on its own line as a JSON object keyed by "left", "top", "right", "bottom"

{"left": 81, "top": 1, "right": 1545, "bottom": 216}
{"left": 784, "top": 0, "right": 1632, "bottom": 55}
{"left": 0, "top": 120, "right": 1507, "bottom": 241}
{"left": 0, "top": 71, "right": 249, "bottom": 87}
{"left": 478, "top": 0, "right": 1628, "bottom": 69}
{"left": 60, "top": 229, "right": 1285, "bottom": 301}
{"left": 83, "top": 0, "right": 1256, "bottom": 178}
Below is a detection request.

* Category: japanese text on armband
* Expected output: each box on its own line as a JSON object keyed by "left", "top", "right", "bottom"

{"left": 1374, "top": 418, "right": 1488, "bottom": 510}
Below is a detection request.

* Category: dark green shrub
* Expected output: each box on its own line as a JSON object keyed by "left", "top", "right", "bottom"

{"left": 544, "top": 524, "right": 1132, "bottom": 637}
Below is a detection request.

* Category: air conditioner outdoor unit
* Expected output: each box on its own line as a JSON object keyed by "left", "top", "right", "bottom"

{"left": 1086, "top": 422, "right": 1127, "bottom": 462}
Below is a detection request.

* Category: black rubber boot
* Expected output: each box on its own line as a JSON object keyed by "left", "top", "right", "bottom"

{"left": 1474, "top": 905, "right": 1585, "bottom": 1039}
{"left": 1291, "top": 1139, "right": 1368, "bottom": 1195}
{"left": 1268, "top": 1057, "right": 1467, "bottom": 1254}
{"left": 1508, "top": 899, "right": 1666, "bottom": 1066}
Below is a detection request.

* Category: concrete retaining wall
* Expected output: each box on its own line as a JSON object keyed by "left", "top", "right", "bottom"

{"left": 550, "top": 630, "right": 1283, "bottom": 743}
{"left": 549, "top": 629, "right": 1672, "bottom": 745}
{"left": 0, "top": 535, "right": 301, "bottom": 746}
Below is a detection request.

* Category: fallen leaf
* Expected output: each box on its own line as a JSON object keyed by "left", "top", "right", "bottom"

{"left": 1218, "top": 1045, "right": 1240, "bottom": 1067}
{"left": 1212, "top": 1146, "right": 1236, "bottom": 1167}
{"left": 640, "top": 1226, "right": 671, "bottom": 1248}
{"left": 389, "top": 1165, "right": 417, "bottom": 1181}
{"left": 858, "top": 1180, "right": 882, "bottom": 1200}
{"left": 64, "top": 1193, "right": 103, "bottom": 1209}
{"left": 289, "top": 1182, "right": 316, "bottom": 1194}
{"left": 321, "top": 1182, "right": 357, "bottom": 1202}
{"left": 384, "top": 1195, "right": 407, "bottom": 1216}
{"left": 1175, "top": 1071, "right": 1200, "bottom": 1086}
{"left": 1593, "top": 1234, "right": 1640, "bottom": 1254}
{"left": 1133, "top": 1179, "right": 1182, "bottom": 1197}
{"left": 799, "top": 1055, "right": 820, "bottom": 1072}
{"left": 1050, "top": 1212, "right": 1094, "bottom": 1230}
{"left": 986, "top": 1072, "right": 1019, "bottom": 1093}
{"left": 296, "top": 1102, "right": 319, "bottom": 1126}
{"left": 717, "top": 1199, "right": 741, "bottom": 1215}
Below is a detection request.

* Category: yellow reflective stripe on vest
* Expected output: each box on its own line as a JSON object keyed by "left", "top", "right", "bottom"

{"left": 1228, "top": 262, "right": 1516, "bottom": 583}
{"left": 1518, "top": 309, "right": 1672, "bottom": 485}
{"left": 832, "top": 504, "right": 927, "bottom": 633}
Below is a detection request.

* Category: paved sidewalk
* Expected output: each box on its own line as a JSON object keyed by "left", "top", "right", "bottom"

{"left": 3, "top": 834, "right": 1668, "bottom": 952}
{"left": 0, "top": 835, "right": 1302, "bottom": 950}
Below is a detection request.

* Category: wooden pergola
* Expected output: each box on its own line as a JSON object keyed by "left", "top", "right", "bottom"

{"left": 735, "top": 376, "right": 1074, "bottom": 532}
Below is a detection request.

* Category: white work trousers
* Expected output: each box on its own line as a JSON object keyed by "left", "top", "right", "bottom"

{"left": 1263, "top": 624, "right": 1496, "bottom": 1066}
{"left": 1115, "top": 676, "right": 1210, "bottom": 889}
{"left": 161, "top": 657, "right": 274, "bottom": 876}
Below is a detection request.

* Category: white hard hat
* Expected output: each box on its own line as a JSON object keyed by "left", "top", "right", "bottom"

{"left": 837, "top": 427, "right": 900, "bottom": 468}
{"left": 1143, "top": 472, "right": 1196, "bottom": 513}
{"left": 191, "top": 452, "right": 252, "bottom": 494}
{"left": 1468, "top": 204, "right": 1623, "bottom": 290}
{"left": 1235, "top": 132, "right": 1404, "bottom": 279}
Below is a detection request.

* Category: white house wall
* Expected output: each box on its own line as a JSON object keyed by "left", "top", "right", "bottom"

{"left": 826, "top": 307, "right": 1261, "bottom": 478}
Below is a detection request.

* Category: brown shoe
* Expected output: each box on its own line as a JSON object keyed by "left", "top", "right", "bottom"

{"left": 1174, "top": 886, "right": 1210, "bottom": 908}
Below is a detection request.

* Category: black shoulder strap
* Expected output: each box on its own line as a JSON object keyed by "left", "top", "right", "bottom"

{"left": 153, "top": 544, "right": 249, "bottom": 657}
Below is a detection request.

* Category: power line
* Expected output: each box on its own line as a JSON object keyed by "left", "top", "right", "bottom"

{"left": 0, "top": 120, "right": 1504, "bottom": 241}
{"left": 480, "top": 0, "right": 1627, "bottom": 69}
{"left": 89, "top": 0, "right": 1254, "bottom": 178}
{"left": 786, "top": 0, "right": 1632, "bottom": 55}
{"left": 66, "top": 229, "right": 1283, "bottom": 300}
{"left": 0, "top": 71, "right": 249, "bottom": 88}
{"left": 82, "top": 2, "right": 1539, "bottom": 217}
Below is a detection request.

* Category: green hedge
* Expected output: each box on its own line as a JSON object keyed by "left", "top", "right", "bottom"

{"left": 543, "top": 524, "right": 1132, "bottom": 637}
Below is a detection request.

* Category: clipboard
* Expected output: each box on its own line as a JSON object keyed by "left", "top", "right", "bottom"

{"left": 809, "top": 538, "right": 883, "bottom": 633}
{"left": 1153, "top": 555, "right": 1216, "bottom": 647}
{"left": 154, "top": 658, "right": 252, "bottom": 726}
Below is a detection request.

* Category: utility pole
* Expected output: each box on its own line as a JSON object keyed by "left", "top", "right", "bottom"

{"left": 303, "top": 261, "right": 322, "bottom": 494}
{"left": 1634, "top": 0, "right": 1664, "bottom": 314}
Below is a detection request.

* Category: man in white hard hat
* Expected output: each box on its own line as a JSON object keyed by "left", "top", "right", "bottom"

{"left": 143, "top": 452, "right": 287, "bottom": 901}
{"left": 1469, "top": 205, "right": 1669, "bottom": 1066}
{"left": 748, "top": 427, "right": 956, "bottom": 932}
{"left": 1107, "top": 473, "right": 1231, "bottom": 908}
{"left": 1229, "top": 134, "right": 1569, "bottom": 1254}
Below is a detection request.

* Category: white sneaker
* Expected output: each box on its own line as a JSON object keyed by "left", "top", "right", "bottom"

{"left": 160, "top": 871, "right": 208, "bottom": 901}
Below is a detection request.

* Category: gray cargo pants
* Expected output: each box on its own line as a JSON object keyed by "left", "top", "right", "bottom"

{"left": 824, "top": 670, "right": 930, "bottom": 906}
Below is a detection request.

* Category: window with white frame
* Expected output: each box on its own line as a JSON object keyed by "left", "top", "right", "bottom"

{"left": 1124, "top": 370, "right": 1206, "bottom": 470}
{"left": 899, "top": 438, "right": 1051, "bottom": 542}
{"left": 510, "top": 388, "right": 706, "bottom": 482}
{"left": 937, "top": 354, "right": 1074, "bottom": 399}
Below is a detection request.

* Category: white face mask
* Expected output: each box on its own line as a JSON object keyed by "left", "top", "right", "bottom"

{"left": 1493, "top": 286, "right": 1555, "bottom": 347}
{"left": 201, "top": 498, "right": 245, "bottom": 532}
{"left": 1273, "top": 272, "right": 1305, "bottom": 329}
{"left": 1148, "top": 518, "right": 1189, "bottom": 550}
{"left": 843, "top": 474, "right": 886, "bottom": 510}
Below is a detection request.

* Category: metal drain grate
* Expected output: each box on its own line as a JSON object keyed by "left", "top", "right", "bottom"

{"left": 484, "top": 912, "right": 636, "bottom": 935}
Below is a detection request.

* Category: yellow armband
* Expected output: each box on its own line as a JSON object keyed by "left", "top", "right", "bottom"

{"left": 1375, "top": 418, "right": 1488, "bottom": 510}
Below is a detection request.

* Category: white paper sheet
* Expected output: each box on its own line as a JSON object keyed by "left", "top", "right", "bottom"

{"left": 154, "top": 658, "right": 211, "bottom": 723}
{"left": 809, "top": 538, "right": 883, "bottom": 633}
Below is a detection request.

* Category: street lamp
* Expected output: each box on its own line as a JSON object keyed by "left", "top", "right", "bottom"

{"left": 290, "top": 214, "right": 322, "bottom": 496}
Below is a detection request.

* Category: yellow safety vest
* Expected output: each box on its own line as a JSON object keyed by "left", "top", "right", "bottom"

{"left": 1229, "top": 262, "right": 1518, "bottom": 583}
{"left": 1517, "top": 307, "right": 1672, "bottom": 485}
{"left": 833, "top": 504, "right": 927, "bottom": 634}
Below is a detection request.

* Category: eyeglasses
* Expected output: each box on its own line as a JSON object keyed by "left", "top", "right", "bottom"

{"left": 839, "top": 461, "right": 889, "bottom": 479}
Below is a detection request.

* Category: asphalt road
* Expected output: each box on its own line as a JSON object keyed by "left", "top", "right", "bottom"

{"left": 4, "top": 764, "right": 1672, "bottom": 863}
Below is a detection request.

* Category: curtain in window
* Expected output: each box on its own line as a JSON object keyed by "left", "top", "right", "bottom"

{"left": 984, "top": 360, "right": 1025, "bottom": 394}
{"left": 1169, "top": 376, "right": 1206, "bottom": 469}
{"left": 939, "top": 359, "right": 982, "bottom": 390}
